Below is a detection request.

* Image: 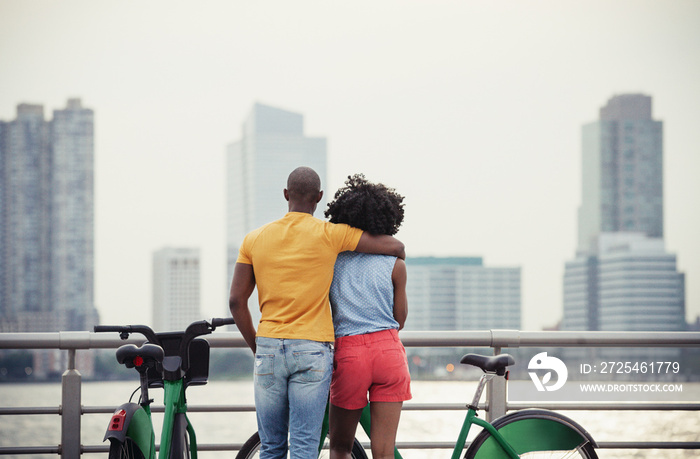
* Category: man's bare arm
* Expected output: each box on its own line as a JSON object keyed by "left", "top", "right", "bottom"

{"left": 354, "top": 233, "right": 406, "bottom": 260}
{"left": 229, "top": 262, "right": 257, "bottom": 353}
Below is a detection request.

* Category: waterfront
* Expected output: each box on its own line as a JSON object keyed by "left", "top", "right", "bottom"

{"left": 0, "top": 379, "right": 698, "bottom": 458}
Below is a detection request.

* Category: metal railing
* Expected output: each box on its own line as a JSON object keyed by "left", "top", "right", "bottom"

{"left": 1, "top": 329, "right": 699, "bottom": 456}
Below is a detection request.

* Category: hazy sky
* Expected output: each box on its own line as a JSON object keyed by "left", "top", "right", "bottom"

{"left": 1, "top": 1, "right": 699, "bottom": 331}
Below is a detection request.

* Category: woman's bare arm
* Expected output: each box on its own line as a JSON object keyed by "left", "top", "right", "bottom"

{"left": 392, "top": 258, "right": 408, "bottom": 329}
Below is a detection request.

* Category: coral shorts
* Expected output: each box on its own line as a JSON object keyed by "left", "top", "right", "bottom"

{"left": 330, "top": 329, "right": 412, "bottom": 410}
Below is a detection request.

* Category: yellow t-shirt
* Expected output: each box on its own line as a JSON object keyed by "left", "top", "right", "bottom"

{"left": 237, "top": 212, "right": 363, "bottom": 342}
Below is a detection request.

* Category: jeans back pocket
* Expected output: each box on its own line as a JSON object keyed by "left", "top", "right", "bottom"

{"left": 254, "top": 353, "right": 275, "bottom": 389}
{"left": 293, "top": 350, "right": 330, "bottom": 383}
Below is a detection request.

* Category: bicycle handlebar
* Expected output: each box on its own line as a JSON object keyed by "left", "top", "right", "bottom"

{"left": 210, "top": 317, "right": 236, "bottom": 328}
{"left": 93, "top": 325, "right": 128, "bottom": 332}
{"left": 93, "top": 317, "right": 235, "bottom": 342}
{"left": 94, "top": 324, "right": 158, "bottom": 342}
{"left": 94, "top": 317, "right": 236, "bottom": 376}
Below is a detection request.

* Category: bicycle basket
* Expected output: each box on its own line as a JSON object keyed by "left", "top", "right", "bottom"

{"left": 146, "top": 338, "right": 210, "bottom": 388}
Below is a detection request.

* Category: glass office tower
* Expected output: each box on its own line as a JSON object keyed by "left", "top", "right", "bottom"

{"left": 225, "top": 103, "right": 327, "bottom": 321}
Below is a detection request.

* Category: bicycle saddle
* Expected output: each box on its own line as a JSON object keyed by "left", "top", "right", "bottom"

{"left": 460, "top": 353, "right": 514, "bottom": 375}
{"left": 116, "top": 343, "right": 165, "bottom": 368}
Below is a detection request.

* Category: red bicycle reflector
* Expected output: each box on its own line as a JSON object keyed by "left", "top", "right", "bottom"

{"left": 133, "top": 356, "right": 144, "bottom": 367}
{"left": 108, "top": 409, "right": 126, "bottom": 431}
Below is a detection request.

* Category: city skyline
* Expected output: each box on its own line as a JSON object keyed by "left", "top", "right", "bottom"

{"left": 0, "top": 1, "right": 698, "bottom": 330}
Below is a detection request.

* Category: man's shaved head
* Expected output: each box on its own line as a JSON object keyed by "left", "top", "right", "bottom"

{"left": 286, "top": 166, "right": 322, "bottom": 203}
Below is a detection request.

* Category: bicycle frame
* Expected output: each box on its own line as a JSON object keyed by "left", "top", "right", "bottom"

{"left": 449, "top": 373, "right": 519, "bottom": 459}
{"left": 160, "top": 379, "right": 198, "bottom": 458}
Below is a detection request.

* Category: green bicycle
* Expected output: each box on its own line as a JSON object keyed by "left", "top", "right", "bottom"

{"left": 94, "top": 317, "right": 235, "bottom": 458}
{"left": 236, "top": 353, "right": 598, "bottom": 458}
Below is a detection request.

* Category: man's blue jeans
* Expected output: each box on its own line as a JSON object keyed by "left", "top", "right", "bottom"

{"left": 254, "top": 337, "right": 333, "bottom": 459}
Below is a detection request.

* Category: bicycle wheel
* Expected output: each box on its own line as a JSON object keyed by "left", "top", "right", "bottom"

{"left": 108, "top": 438, "right": 147, "bottom": 459}
{"left": 165, "top": 430, "right": 192, "bottom": 459}
{"left": 465, "top": 409, "right": 597, "bottom": 459}
{"left": 167, "top": 413, "right": 194, "bottom": 458}
{"left": 236, "top": 431, "right": 368, "bottom": 459}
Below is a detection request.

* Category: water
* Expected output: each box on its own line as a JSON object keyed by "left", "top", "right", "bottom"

{"left": 0, "top": 380, "right": 698, "bottom": 458}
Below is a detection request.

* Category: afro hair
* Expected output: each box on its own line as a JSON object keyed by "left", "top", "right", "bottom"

{"left": 325, "top": 174, "right": 405, "bottom": 236}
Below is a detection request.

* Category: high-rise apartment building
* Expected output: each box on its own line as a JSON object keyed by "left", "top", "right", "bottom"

{"left": 563, "top": 95, "right": 684, "bottom": 335}
{"left": 153, "top": 247, "right": 202, "bottom": 331}
{"left": 225, "top": 103, "right": 327, "bottom": 321}
{"left": 0, "top": 99, "right": 96, "bottom": 333}
{"left": 577, "top": 94, "right": 663, "bottom": 253}
{"left": 51, "top": 99, "right": 96, "bottom": 331}
{"left": 0, "top": 104, "right": 51, "bottom": 331}
{"left": 404, "top": 257, "right": 521, "bottom": 331}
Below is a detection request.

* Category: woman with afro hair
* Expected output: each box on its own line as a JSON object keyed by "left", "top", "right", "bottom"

{"left": 324, "top": 174, "right": 411, "bottom": 459}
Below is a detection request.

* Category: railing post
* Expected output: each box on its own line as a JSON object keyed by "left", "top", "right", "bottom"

{"left": 486, "top": 346, "right": 507, "bottom": 422}
{"left": 486, "top": 330, "right": 519, "bottom": 422}
{"left": 61, "top": 349, "right": 82, "bottom": 458}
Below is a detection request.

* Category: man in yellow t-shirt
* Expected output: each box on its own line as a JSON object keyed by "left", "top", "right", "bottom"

{"left": 229, "top": 166, "right": 405, "bottom": 459}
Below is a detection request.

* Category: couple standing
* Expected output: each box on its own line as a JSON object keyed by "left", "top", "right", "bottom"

{"left": 229, "top": 166, "right": 411, "bottom": 459}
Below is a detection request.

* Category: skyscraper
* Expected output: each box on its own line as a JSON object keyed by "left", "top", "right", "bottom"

{"left": 577, "top": 94, "right": 663, "bottom": 253}
{"left": 225, "top": 103, "right": 327, "bottom": 320}
{"left": 152, "top": 247, "right": 202, "bottom": 331}
{"left": 0, "top": 104, "right": 51, "bottom": 331}
{"left": 563, "top": 95, "right": 684, "bottom": 335}
{"left": 51, "top": 99, "right": 95, "bottom": 332}
{"left": 0, "top": 99, "right": 96, "bottom": 333}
